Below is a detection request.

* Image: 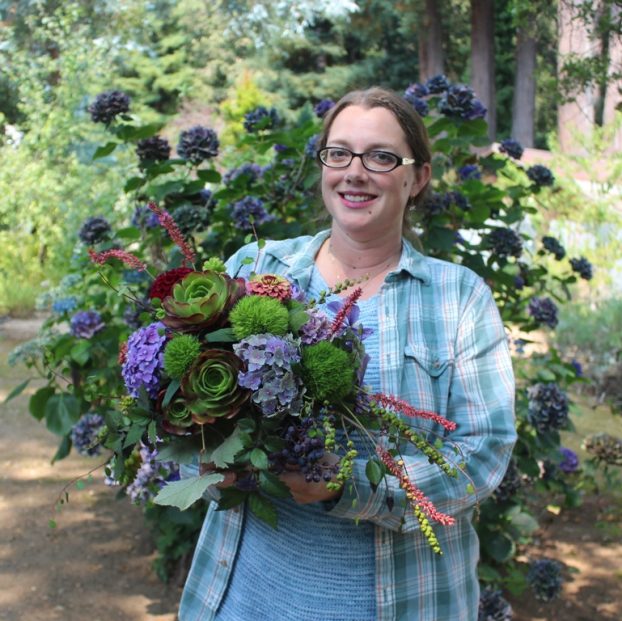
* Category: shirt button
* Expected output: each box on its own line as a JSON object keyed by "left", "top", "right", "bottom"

{"left": 433, "top": 359, "right": 441, "bottom": 369}
{"left": 219, "top": 559, "right": 228, "bottom": 568}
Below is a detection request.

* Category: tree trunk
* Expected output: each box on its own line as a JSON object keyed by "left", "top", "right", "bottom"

{"left": 470, "top": 0, "right": 496, "bottom": 140}
{"left": 512, "top": 22, "right": 537, "bottom": 147}
{"left": 557, "top": 0, "right": 598, "bottom": 155}
{"left": 418, "top": 0, "right": 444, "bottom": 81}
{"left": 603, "top": 4, "right": 622, "bottom": 152}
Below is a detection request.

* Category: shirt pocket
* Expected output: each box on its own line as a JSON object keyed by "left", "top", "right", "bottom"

{"left": 402, "top": 343, "right": 454, "bottom": 426}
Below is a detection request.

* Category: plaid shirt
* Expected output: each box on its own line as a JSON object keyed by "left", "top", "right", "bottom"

{"left": 179, "top": 230, "right": 516, "bottom": 621}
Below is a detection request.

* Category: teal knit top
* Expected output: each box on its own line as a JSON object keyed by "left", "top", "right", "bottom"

{"left": 215, "top": 267, "right": 380, "bottom": 621}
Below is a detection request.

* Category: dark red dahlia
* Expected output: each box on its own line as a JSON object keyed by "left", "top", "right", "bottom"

{"left": 149, "top": 267, "right": 193, "bottom": 300}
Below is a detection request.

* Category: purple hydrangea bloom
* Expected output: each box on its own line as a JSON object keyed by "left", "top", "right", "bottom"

{"left": 223, "top": 162, "right": 264, "bottom": 186}
{"left": 299, "top": 307, "right": 332, "bottom": 344}
{"left": 527, "top": 558, "right": 563, "bottom": 601}
{"left": 122, "top": 321, "right": 167, "bottom": 398}
{"left": 478, "top": 586, "right": 513, "bottom": 621}
{"left": 70, "top": 310, "right": 105, "bottom": 339}
{"left": 528, "top": 296, "right": 558, "bottom": 328}
{"left": 234, "top": 334, "right": 304, "bottom": 417}
{"left": 499, "top": 138, "right": 524, "bottom": 160}
{"left": 78, "top": 216, "right": 112, "bottom": 245}
{"left": 243, "top": 106, "right": 279, "bottom": 133}
{"left": 71, "top": 413, "right": 105, "bottom": 456}
{"left": 421, "top": 191, "right": 448, "bottom": 216}
{"left": 487, "top": 228, "right": 523, "bottom": 258}
{"left": 288, "top": 281, "right": 306, "bottom": 303}
{"left": 527, "top": 164, "right": 555, "bottom": 187}
{"left": 439, "top": 84, "right": 487, "bottom": 120}
{"left": 570, "top": 358, "right": 583, "bottom": 377}
{"left": 542, "top": 235, "right": 566, "bottom": 260}
{"left": 177, "top": 125, "right": 219, "bottom": 163}
{"left": 231, "top": 196, "right": 274, "bottom": 230}
{"left": 425, "top": 74, "right": 450, "bottom": 94}
{"left": 527, "top": 382, "right": 569, "bottom": 432}
{"left": 444, "top": 190, "right": 471, "bottom": 211}
{"left": 88, "top": 90, "right": 130, "bottom": 124}
{"left": 274, "top": 143, "right": 289, "bottom": 153}
{"left": 132, "top": 205, "right": 160, "bottom": 229}
{"left": 126, "top": 443, "right": 179, "bottom": 505}
{"left": 458, "top": 164, "right": 481, "bottom": 181}
{"left": 404, "top": 93, "right": 429, "bottom": 117}
{"left": 569, "top": 256, "right": 593, "bottom": 280}
{"left": 313, "top": 99, "right": 335, "bottom": 118}
{"left": 405, "top": 82, "right": 429, "bottom": 98}
{"left": 559, "top": 447, "right": 579, "bottom": 473}
{"left": 136, "top": 135, "right": 171, "bottom": 164}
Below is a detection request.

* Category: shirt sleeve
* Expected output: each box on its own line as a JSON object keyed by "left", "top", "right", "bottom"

{"left": 326, "top": 278, "right": 517, "bottom": 533}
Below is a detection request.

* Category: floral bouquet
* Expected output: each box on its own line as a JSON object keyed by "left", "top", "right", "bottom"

{"left": 90, "top": 203, "right": 460, "bottom": 553}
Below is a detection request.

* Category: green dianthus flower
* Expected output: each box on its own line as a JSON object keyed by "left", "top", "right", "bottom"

{"left": 164, "top": 334, "right": 201, "bottom": 379}
{"left": 229, "top": 295, "right": 289, "bottom": 339}
{"left": 202, "top": 257, "right": 227, "bottom": 273}
{"left": 301, "top": 341, "right": 355, "bottom": 402}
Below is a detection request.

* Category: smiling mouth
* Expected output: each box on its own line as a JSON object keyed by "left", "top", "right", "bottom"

{"left": 340, "top": 192, "right": 376, "bottom": 203}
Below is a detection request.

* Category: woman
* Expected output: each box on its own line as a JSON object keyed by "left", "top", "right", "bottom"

{"left": 179, "top": 88, "right": 516, "bottom": 621}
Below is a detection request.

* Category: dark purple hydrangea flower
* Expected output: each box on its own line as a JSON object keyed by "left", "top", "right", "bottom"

{"left": 234, "top": 334, "right": 304, "bottom": 417}
{"left": 439, "top": 84, "right": 487, "bottom": 120}
{"left": 405, "top": 82, "right": 429, "bottom": 98}
{"left": 527, "top": 382, "right": 569, "bottom": 432}
{"left": 528, "top": 296, "right": 558, "bottom": 328}
{"left": 421, "top": 191, "right": 448, "bottom": 216}
{"left": 313, "top": 99, "right": 335, "bottom": 118}
{"left": 542, "top": 235, "right": 566, "bottom": 260}
{"left": 305, "top": 133, "right": 320, "bottom": 158}
{"left": 527, "top": 164, "right": 555, "bottom": 187}
{"left": 444, "top": 190, "right": 471, "bottom": 211}
{"left": 569, "top": 256, "right": 593, "bottom": 280}
{"left": 570, "top": 358, "right": 583, "bottom": 377}
{"left": 70, "top": 310, "right": 105, "bottom": 339}
{"left": 231, "top": 196, "right": 274, "bottom": 230}
{"left": 458, "top": 164, "right": 481, "bottom": 181}
{"left": 273, "top": 143, "right": 289, "bottom": 153}
{"left": 132, "top": 205, "right": 160, "bottom": 229}
{"left": 136, "top": 136, "right": 171, "bottom": 165}
{"left": 243, "top": 106, "right": 280, "bottom": 133}
{"left": 404, "top": 92, "right": 429, "bottom": 117}
{"left": 122, "top": 321, "right": 167, "bottom": 399}
{"left": 493, "top": 459, "right": 522, "bottom": 502}
{"left": 171, "top": 203, "right": 210, "bottom": 236}
{"left": 514, "top": 275, "right": 525, "bottom": 290}
{"left": 559, "top": 447, "right": 580, "bottom": 474}
{"left": 478, "top": 586, "right": 513, "bottom": 621}
{"left": 527, "top": 558, "right": 563, "bottom": 601}
{"left": 177, "top": 126, "right": 219, "bottom": 163}
{"left": 197, "top": 188, "right": 216, "bottom": 208}
{"left": 299, "top": 307, "right": 332, "bottom": 344}
{"left": 125, "top": 443, "right": 179, "bottom": 505}
{"left": 88, "top": 90, "right": 130, "bottom": 124}
{"left": 71, "top": 413, "right": 105, "bottom": 456}
{"left": 425, "top": 74, "right": 450, "bottom": 94}
{"left": 487, "top": 228, "right": 523, "bottom": 258}
{"left": 78, "top": 216, "right": 112, "bottom": 245}
{"left": 499, "top": 138, "right": 524, "bottom": 160}
{"left": 223, "top": 162, "right": 264, "bottom": 186}
{"left": 52, "top": 296, "right": 78, "bottom": 314}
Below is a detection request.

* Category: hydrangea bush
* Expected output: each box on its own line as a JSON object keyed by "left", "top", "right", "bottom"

{"left": 9, "top": 77, "right": 597, "bottom": 597}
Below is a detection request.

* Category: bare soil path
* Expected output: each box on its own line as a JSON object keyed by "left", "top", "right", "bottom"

{"left": 0, "top": 317, "right": 181, "bottom": 621}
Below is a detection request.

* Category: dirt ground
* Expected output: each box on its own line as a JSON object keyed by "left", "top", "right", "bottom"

{"left": 1, "top": 317, "right": 621, "bottom": 621}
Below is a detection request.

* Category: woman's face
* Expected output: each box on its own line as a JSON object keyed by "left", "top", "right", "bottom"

{"left": 321, "top": 105, "right": 430, "bottom": 242}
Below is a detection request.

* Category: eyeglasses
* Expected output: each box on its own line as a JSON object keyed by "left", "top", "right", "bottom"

{"left": 317, "top": 147, "right": 417, "bottom": 173}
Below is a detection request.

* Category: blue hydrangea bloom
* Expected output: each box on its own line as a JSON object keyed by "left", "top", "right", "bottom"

{"left": 122, "top": 321, "right": 167, "bottom": 398}
{"left": 569, "top": 256, "right": 593, "bottom": 280}
{"left": 71, "top": 413, "right": 105, "bottom": 456}
{"left": 404, "top": 82, "right": 429, "bottom": 98}
{"left": 528, "top": 296, "right": 558, "bottom": 328}
{"left": 78, "top": 216, "right": 112, "bottom": 245}
{"left": 527, "top": 558, "right": 563, "bottom": 601}
{"left": 444, "top": 190, "right": 471, "bottom": 211}
{"left": 223, "top": 162, "right": 264, "bottom": 186}
{"left": 458, "top": 164, "right": 481, "bottom": 181}
{"left": 52, "top": 297, "right": 78, "bottom": 314}
{"left": 527, "top": 164, "right": 555, "bottom": 187}
{"left": 88, "top": 90, "right": 130, "bottom": 124}
{"left": 404, "top": 92, "right": 429, "bottom": 117}
{"left": 421, "top": 191, "right": 447, "bottom": 216}
{"left": 487, "top": 228, "right": 523, "bottom": 258}
{"left": 177, "top": 125, "right": 219, "bottom": 163}
{"left": 231, "top": 196, "right": 274, "bottom": 230}
{"left": 499, "top": 138, "right": 524, "bottom": 160}
{"left": 243, "top": 106, "right": 279, "bottom": 133}
{"left": 425, "top": 74, "right": 450, "bottom": 94}
{"left": 542, "top": 235, "right": 566, "bottom": 260}
{"left": 70, "top": 310, "right": 105, "bottom": 339}
{"left": 478, "top": 586, "right": 513, "bottom": 621}
{"left": 439, "top": 84, "right": 486, "bottom": 120}
{"left": 559, "top": 447, "right": 579, "bottom": 473}
{"left": 125, "top": 443, "right": 179, "bottom": 505}
{"left": 299, "top": 307, "right": 332, "bottom": 345}
{"left": 527, "top": 382, "right": 569, "bottom": 432}
{"left": 313, "top": 99, "right": 335, "bottom": 118}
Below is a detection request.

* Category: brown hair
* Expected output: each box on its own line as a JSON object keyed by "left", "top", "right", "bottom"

{"left": 318, "top": 87, "right": 432, "bottom": 243}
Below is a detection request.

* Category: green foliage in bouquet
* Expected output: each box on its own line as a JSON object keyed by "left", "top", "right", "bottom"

{"left": 9, "top": 77, "right": 600, "bottom": 588}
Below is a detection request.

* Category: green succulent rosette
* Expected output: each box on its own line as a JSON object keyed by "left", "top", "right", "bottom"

{"left": 160, "top": 271, "right": 246, "bottom": 332}
{"left": 181, "top": 349, "right": 250, "bottom": 424}
{"left": 157, "top": 388, "right": 196, "bottom": 435}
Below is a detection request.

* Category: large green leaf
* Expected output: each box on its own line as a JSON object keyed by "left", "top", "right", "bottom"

{"left": 250, "top": 448, "right": 269, "bottom": 470}
{"left": 155, "top": 437, "right": 203, "bottom": 464}
{"left": 211, "top": 427, "right": 248, "bottom": 468}
{"left": 44, "top": 394, "right": 81, "bottom": 436}
{"left": 154, "top": 473, "right": 224, "bottom": 511}
{"left": 51, "top": 435, "right": 72, "bottom": 464}
{"left": 29, "top": 386, "right": 55, "bottom": 421}
{"left": 70, "top": 340, "right": 91, "bottom": 366}
{"left": 248, "top": 493, "right": 277, "bottom": 528}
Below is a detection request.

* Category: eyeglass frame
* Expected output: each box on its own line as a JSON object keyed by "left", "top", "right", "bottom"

{"left": 316, "top": 146, "right": 418, "bottom": 173}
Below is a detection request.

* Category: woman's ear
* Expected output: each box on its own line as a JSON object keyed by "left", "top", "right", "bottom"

{"left": 410, "top": 162, "right": 432, "bottom": 200}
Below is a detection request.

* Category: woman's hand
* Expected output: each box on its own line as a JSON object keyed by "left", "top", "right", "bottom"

{"left": 199, "top": 462, "right": 238, "bottom": 489}
{"left": 278, "top": 454, "right": 343, "bottom": 504}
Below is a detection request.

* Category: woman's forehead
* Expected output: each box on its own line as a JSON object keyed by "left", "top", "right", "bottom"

{"left": 327, "top": 105, "right": 408, "bottom": 148}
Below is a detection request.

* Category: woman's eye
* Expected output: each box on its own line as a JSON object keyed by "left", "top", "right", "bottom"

{"left": 328, "top": 149, "right": 349, "bottom": 160}
{"left": 369, "top": 151, "right": 395, "bottom": 164}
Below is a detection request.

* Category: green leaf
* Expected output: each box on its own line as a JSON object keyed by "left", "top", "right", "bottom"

{"left": 155, "top": 436, "right": 202, "bottom": 464}
{"left": 204, "top": 328, "right": 236, "bottom": 343}
{"left": 48, "top": 520, "right": 57, "bottom": 529}
{"left": 365, "top": 458, "right": 384, "bottom": 486}
{"left": 162, "top": 379, "right": 180, "bottom": 407}
{"left": 147, "top": 420, "right": 158, "bottom": 444}
{"left": 217, "top": 487, "right": 248, "bottom": 510}
{"left": 510, "top": 511, "right": 539, "bottom": 536}
{"left": 288, "top": 307, "right": 310, "bottom": 332}
{"left": 44, "top": 394, "right": 81, "bottom": 436}
{"left": 29, "top": 386, "right": 55, "bottom": 420}
{"left": 248, "top": 493, "right": 278, "bottom": 528}
{"left": 116, "top": 226, "right": 141, "bottom": 240}
{"left": 483, "top": 532, "right": 515, "bottom": 563}
{"left": 124, "top": 176, "right": 145, "bottom": 192}
{"left": 259, "top": 471, "right": 292, "bottom": 499}
{"left": 211, "top": 427, "right": 246, "bottom": 468}
{"left": 123, "top": 422, "right": 147, "bottom": 448}
{"left": 92, "top": 142, "right": 118, "bottom": 160}
{"left": 153, "top": 473, "right": 224, "bottom": 510}
{"left": 250, "top": 448, "right": 269, "bottom": 470}
{"left": 70, "top": 340, "right": 91, "bottom": 366}
{"left": 4, "top": 379, "right": 31, "bottom": 403}
{"left": 196, "top": 169, "right": 221, "bottom": 183}
{"left": 51, "top": 435, "right": 72, "bottom": 463}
